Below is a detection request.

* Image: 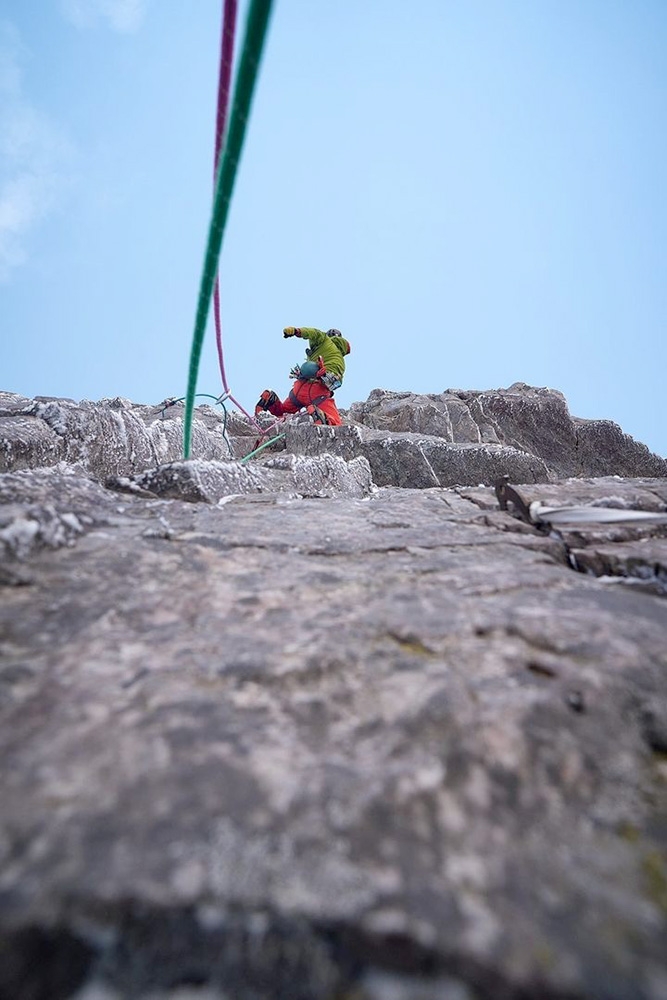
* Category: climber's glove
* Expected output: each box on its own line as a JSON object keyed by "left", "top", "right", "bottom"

{"left": 255, "top": 389, "right": 278, "bottom": 415}
{"left": 316, "top": 355, "right": 326, "bottom": 379}
{"left": 289, "top": 365, "right": 302, "bottom": 380}
{"left": 283, "top": 327, "right": 301, "bottom": 338}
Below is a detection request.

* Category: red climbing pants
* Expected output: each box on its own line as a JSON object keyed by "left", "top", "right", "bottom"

{"left": 267, "top": 379, "right": 342, "bottom": 426}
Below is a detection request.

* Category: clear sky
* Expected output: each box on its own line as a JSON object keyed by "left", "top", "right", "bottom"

{"left": 2, "top": 1, "right": 666, "bottom": 456}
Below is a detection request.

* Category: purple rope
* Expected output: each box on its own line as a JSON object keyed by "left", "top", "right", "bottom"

{"left": 213, "top": 0, "right": 237, "bottom": 394}
{"left": 210, "top": 0, "right": 268, "bottom": 435}
{"left": 214, "top": 0, "right": 237, "bottom": 171}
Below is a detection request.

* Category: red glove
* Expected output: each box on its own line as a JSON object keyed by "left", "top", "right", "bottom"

{"left": 316, "top": 355, "right": 326, "bottom": 378}
{"left": 255, "top": 389, "right": 278, "bottom": 415}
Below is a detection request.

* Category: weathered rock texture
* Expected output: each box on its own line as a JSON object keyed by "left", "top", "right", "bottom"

{"left": 346, "top": 385, "right": 667, "bottom": 479}
{"left": 284, "top": 423, "right": 551, "bottom": 489}
{"left": 0, "top": 393, "right": 253, "bottom": 479}
{"left": 113, "top": 454, "right": 374, "bottom": 504}
{"left": 3, "top": 385, "right": 665, "bottom": 488}
{"left": 1, "top": 388, "right": 666, "bottom": 1000}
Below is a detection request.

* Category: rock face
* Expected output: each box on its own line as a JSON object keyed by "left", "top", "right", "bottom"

{"left": 1, "top": 387, "right": 666, "bottom": 1000}
{"left": 346, "top": 385, "right": 667, "bottom": 479}
{"left": 0, "top": 393, "right": 247, "bottom": 478}
{"left": 284, "top": 423, "right": 551, "bottom": 489}
{"left": 112, "top": 454, "right": 374, "bottom": 504}
{"left": 3, "top": 384, "right": 665, "bottom": 487}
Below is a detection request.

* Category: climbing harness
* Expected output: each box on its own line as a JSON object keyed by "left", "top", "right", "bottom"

{"left": 287, "top": 384, "right": 333, "bottom": 417}
{"left": 183, "top": 0, "right": 275, "bottom": 458}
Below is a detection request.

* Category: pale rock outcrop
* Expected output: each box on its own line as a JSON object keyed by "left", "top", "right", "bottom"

{"left": 346, "top": 385, "right": 667, "bottom": 479}
{"left": 113, "top": 454, "right": 375, "bottom": 503}
{"left": 284, "top": 423, "right": 550, "bottom": 488}
{"left": 3, "top": 385, "right": 665, "bottom": 487}
{"left": 0, "top": 393, "right": 248, "bottom": 478}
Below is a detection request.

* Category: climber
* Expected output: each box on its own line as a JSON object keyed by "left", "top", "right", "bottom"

{"left": 255, "top": 327, "right": 351, "bottom": 426}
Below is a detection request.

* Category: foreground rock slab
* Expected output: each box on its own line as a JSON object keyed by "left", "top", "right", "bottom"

{"left": 0, "top": 467, "right": 666, "bottom": 1000}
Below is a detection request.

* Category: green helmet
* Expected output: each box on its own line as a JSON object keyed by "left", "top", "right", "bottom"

{"left": 299, "top": 360, "right": 320, "bottom": 379}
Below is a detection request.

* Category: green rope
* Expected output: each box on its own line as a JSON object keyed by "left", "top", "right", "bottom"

{"left": 239, "top": 432, "right": 286, "bottom": 464}
{"left": 161, "top": 393, "right": 234, "bottom": 455}
{"left": 183, "top": 0, "right": 275, "bottom": 458}
{"left": 160, "top": 392, "right": 223, "bottom": 416}
{"left": 219, "top": 399, "right": 234, "bottom": 457}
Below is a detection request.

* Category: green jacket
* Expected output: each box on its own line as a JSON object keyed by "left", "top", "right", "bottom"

{"left": 298, "top": 328, "right": 351, "bottom": 381}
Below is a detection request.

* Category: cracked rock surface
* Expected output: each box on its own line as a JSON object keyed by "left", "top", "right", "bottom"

{"left": 346, "top": 385, "right": 667, "bottom": 480}
{"left": 1, "top": 461, "right": 666, "bottom": 1000}
{"left": 3, "top": 385, "right": 665, "bottom": 487}
{"left": 0, "top": 393, "right": 252, "bottom": 479}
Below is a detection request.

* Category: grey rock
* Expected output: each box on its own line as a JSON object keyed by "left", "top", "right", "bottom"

{"left": 0, "top": 402, "right": 64, "bottom": 472}
{"left": 0, "top": 502, "right": 85, "bottom": 559}
{"left": 264, "top": 451, "right": 374, "bottom": 498}
{"left": 0, "top": 394, "right": 253, "bottom": 478}
{"left": 114, "top": 454, "right": 375, "bottom": 504}
{"left": 570, "top": 538, "right": 667, "bottom": 596}
{"left": 497, "top": 477, "right": 667, "bottom": 512}
{"left": 3, "top": 385, "right": 666, "bottom": 491}
{"left": 573, "top": 417, "right": 667, "bottom": 478}
{"left": 0, "top": 392, "right": 35, "bottom": 413}
{"left": 1, "top": 462, "right": 666, "bottom": 1000}
{"left": 0, "top": 466, "right": 134, "bottom": 559}
{"left": 348, "top": 385, "right": 667, "bottom": 478}
{"left": 464, "top": 477, "right": 667, "bottom": 598}
{"left": 286, "top": 424, "right": 549, "bottom": 488}
{"left": 2, "top": 389, "right": 667, "bottom": 998}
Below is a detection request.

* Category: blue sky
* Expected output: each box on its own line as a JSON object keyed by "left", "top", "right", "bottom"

{"left": 2, "top": 0, "right": 666, "bottom": 456}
